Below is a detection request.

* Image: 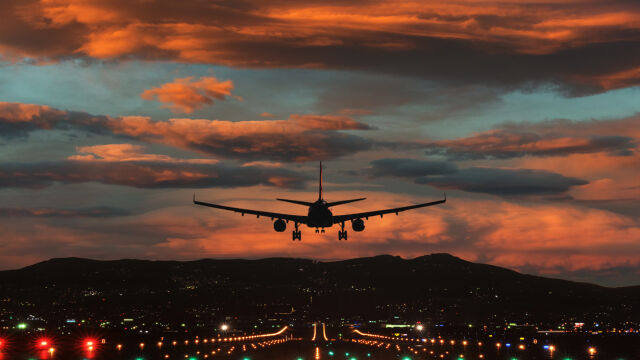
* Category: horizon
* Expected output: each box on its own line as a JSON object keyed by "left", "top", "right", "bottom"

{"left": 12, "top": 253, "right": 640, "bottom": 288}
{"left": 0, "top": 0, "right": 639, "bottom": 288}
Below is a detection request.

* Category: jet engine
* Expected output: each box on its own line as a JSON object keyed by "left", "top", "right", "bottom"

{"left": 351, "top": 218, "right": 365, "bottom": 232}
{"left": 273, "top": 219, "right": 287, "bottom": 232}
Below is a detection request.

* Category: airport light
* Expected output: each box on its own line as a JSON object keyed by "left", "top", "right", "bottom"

{"left": 415, "top": 324, "right": 424, "bottom": 331}
{"left": 0, "top": 338, "right": 4, "bottom": 349}
{"left": 588, "top": 347, "right": 597, "bottom": 356}
{"left": 220, "top": 324, "right": 229, "bottom": 331}
{"left": 17, "top": 323, "right": 27, "bottom": 330}
{"left": 36, "top": 337, "right": 51, "bottom": 349}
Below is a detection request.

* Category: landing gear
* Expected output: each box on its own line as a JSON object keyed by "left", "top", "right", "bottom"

{"left": 292, "top": 223, "right": 301, "bottom": 241}
{"left": 338, "top": 222, "right": 347, "bottom": 240}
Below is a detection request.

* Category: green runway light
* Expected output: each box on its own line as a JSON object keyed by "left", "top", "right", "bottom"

{"left": 328, "top": 351, "right": 334, "bottom": 356}
{"left": 17, "top": 323, "right": 27, "bottom": 329}
{"left": 402, "top": 357, "right": 412, "bottom": 360}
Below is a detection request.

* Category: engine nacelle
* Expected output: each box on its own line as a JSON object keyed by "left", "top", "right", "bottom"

{"left": 273, "top": 219, "right": 287, "bottom": 232}
{"left": 351, "top": 218, "right": 365, "bottom": 232}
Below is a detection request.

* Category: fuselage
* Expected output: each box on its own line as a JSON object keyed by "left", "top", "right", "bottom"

{"left": 306, "top": 200, "right": 333, "bottom": 228}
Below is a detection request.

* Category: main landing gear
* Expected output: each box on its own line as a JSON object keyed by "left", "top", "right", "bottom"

{"left": 292, "top": 222, "right": 301, "bottom": 241}
{"left": 338, "top": 222, "right": 347, "bottom": 240}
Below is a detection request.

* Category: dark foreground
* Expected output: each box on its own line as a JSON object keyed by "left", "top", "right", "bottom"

{"left": 1, "top": 330, "right": 638, "bottom": 360}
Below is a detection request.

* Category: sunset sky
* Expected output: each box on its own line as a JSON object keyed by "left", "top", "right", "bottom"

{"left": 0, "top": 0, "right": 639, "bottom": 286}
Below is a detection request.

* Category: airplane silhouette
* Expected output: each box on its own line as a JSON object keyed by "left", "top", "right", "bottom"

{"left": 193, "top": 162, "right": 446, "bottom": 241}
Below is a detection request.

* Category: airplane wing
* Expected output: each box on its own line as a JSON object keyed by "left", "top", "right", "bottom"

{"left": 193, "top": 195, "right": 308, "bottom": 224}
{"left": 332, "top": 194, "right": 446, "bottom": 224}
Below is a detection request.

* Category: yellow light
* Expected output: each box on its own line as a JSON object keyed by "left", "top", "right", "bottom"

{"left": 588, "top": 347, "right": 597, "bottom": 355}
{"left": 518, "top": 344, "right": 525, "bottom": 350}
{"left": 158, "top": 341, "right": 163, "bottom": 347}
{"left": 48, "top": 347, "right": 55, "bottom": 354}
{"left": 116, "top": 344, "right": 122, "bottom": 351}
{"left": 549, "top": 345, "right": 555, "bottom": 352}
{"left": 139, "top": 342, "right": 145, "bottom": 349}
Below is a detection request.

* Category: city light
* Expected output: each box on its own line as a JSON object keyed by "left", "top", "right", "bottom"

{"left": 220, "top": 324, "right": 229, "bottom": 331}
{"left": 588, "top": 347, "right": 597, "bottom": 356}
{"left": 415, "top": 324, "right": 424, "bottom": 331}
{"left": 16, "top": 323, "right": 27, "bottom": 330}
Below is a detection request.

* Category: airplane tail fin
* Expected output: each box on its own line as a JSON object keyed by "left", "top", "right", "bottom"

{"left": 276, "top": 198, "right": 314, "bottom": 206}
{"left": 326, "top": 198, "right": 366, "bottom": 207}
{"left": 318, "top": 161, "right": 323, "bottom": 200}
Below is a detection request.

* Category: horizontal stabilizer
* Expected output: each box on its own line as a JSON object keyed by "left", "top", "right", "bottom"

{"left": 276, "top": 198, "right": 314, "bottom": 206}
{"left": 326, "top": 198, "right": 366, "bottom": 207}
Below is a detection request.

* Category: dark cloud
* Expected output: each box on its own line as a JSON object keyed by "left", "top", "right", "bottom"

{"left": 368, "top": 158, "right": 588, "bottom": 196}
{"left": 416, "top": 167, "right": 588, "bottom": 196}
{"left": 0, "top": 160, "right": 308, "bottom": 189}
{"left": 369, "top": 158, "right": 457, "bottom": 177}
{"left": 424, "top": 117, "right": 639, "bottom": 160}
{"left": 0, "top": 207, "right": 130, "bottom": 218}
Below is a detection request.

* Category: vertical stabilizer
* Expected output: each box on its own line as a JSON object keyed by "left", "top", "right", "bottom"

{"left": 319, "top": 161, "right": 323, "bottom": 200}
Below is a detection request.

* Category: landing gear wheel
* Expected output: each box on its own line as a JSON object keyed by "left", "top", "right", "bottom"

{"left": 338, "top": 230, "right": 348, "bottom": 240}
{"left": 292, "top": 230, "right": 302, "bottom": 241}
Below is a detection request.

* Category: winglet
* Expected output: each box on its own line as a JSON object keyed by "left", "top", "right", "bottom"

{"left": 443, "top": 192, "right": 446, "bottom": 202}
{"left": 193, "top": 193, "right": 196, "bottom": 203}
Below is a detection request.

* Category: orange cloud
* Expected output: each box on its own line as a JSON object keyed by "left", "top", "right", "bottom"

{"left": 140, "top": 76, "right": 236, "bottom": 113}
{"left": 69, "top": 143, "right": 219, "bottom": 164}
{"left": 0, "top": 101, "right": 377, "bottom": 162}
{"left": 136, "top": 192, "right": 640, "bottom": 283}
{"left": 4, "top": 0, "right": 640, "bottom": 92}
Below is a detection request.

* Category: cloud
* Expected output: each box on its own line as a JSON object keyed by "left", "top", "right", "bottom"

{"left": 140, "top": 76, "right": 236, "bottom": 113}
{"left": 368, "top": 158, "right": 457, "bottom": 177}
{"left": 68, "top": 143, "right": 219, "bottom": 164}
{"left": 425, "top": 117, "right": 639, "bottom": 160}
{"left": 0, "top": 158, "right": 308, "bottom": 189}
{"left": 0, "top": 102, "right": 377, "bottom": 162}
{"left": 368, "top": 158, "right": 588, "bottom": 196}
{"left": 0, "top": 207, "right": 130, "bottom": 218}
{"left": 416, "top": 167, "right": 588, "bottom": 196}
{"left": 3, "top": 1, "right": 640, "bottom": 93}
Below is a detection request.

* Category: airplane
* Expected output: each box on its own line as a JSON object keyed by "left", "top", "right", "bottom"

{"left": 193, "top": 162, "right": 446, "bottom": 241}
